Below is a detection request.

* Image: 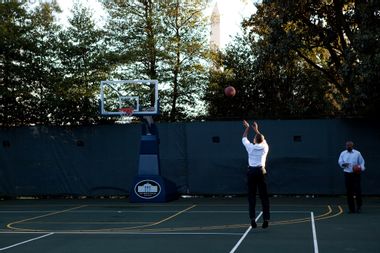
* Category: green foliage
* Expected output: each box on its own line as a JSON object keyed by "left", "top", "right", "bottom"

{"left": 0, "top": 2, "right": 61, "bottom": 126}
{"left": 0, "top": 1, "right": 113, "bottom": 126}
{"left": 53, "top": 2, "right": 111, "bottom": 125}
{"left": 103, "top": 0, "right": 211, "bottom": 122}
{"left": 103, "top": 0, "right": 164, "bottom": 80}
{"left": 4, "top": 1, "right": 377, "bottom": 125}
{"left": 158, "top": 0, "right": 210, "bottom": 121}
{"left": 207, "top": 0, "right": 380, "bottom": 119}
{"left": 205, "top": 36, "right": 256, "bottom": 120}
{"left": 0, "top": 2, "right": 27, "bottom": 125}
{"left": 1, "top": 0, "right": 211, "bottom": 126}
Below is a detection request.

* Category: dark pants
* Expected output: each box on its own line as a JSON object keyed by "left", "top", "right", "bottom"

{"left": 344, "top": 172, "right": 362, "bottom": 212}
{"left": 247, "top": 166, "right": 270, "bottom": 221}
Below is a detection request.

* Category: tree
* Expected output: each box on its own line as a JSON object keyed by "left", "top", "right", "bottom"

{"left": 0, "top": 2, "right": 30, "bottom": 126}
{"left": 102, "top": 0, "right": 166, "bottom": 121}
{"left": 103, "top": 0, "right": 164, "bottom": 80}
{"left": 159, "top": 0, "right": 210, "bottom": 121}
{"left": 27, "top": 3, "right": 62, "bottom": 124}
{"left": 205, "top": 35, "right": 257, "bottom": 120}
{"left": 242, "top": 0, "right": 380, "bottom": 117}
{"left": 0, "top": 1, "right": 61, "bottom": 126}
{"left": 206, "top": 29, "right": 336, "bottom": 119}
{"left": 207, "top": 0, "right": 380, "bottom": 119}
{"left": 103, "top": 0, "right": 211, "bottom": 121}
{"left": 54, "top": 2, "right": 111, "bottom": 125}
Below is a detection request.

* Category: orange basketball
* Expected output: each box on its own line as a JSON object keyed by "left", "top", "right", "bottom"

{"left": 353, "top": 164, "right": 362, "bottom": 174}
{"left": 224, "top": 86, "right": 236, "bottom": 97}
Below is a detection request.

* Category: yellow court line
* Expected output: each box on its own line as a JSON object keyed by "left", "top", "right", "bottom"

{"left": 20, "top": 222, "right": 152, "bottom": 225}
{"left": 6, "top": 205, "right": 197, "bottom": 232}
{"left": 271, "top": 205, "right": 333, "bottom": 225}
{"left": 128, "top": 205, "right": 341, "bottom": 233}
{"left": 5, "top": 204, "right": 343, "bottom": 233}
{"left": 7, "top": 205, "right": 87, "bottom": 232}
{"left": 271, "top": 205, "right": 343, "bottom": 226}
{"left": 315, "top": 205, "right": 343, "bottom": 221}
{"left": 114, "top": 204, "right": 198, "bottom": 231}
{"left": 83, "top": 204, "right": 198, "bottom": 232}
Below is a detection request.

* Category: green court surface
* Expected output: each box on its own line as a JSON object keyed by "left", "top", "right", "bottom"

{"left": 0, "top": 196, "right": 379, "bottom": 253}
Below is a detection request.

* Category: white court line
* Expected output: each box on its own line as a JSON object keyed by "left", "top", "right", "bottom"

{"left": 0, "top": 210, "right": 310, "bottom": 214}
{"left": 0, "top": 232, "right": 54, "bottom": 251}
{"left": 0, "top": 231, "right": 242, "bottom": 236}
{"left": 311, "top": 212, "right": 319, "bottom": 253}
{"left": 229, "top": 212, "right": 263, "bottom": 253}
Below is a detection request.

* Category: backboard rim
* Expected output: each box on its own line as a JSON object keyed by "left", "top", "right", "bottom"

{"left": 99, "top": 79, "right": 159, "bottom": 117}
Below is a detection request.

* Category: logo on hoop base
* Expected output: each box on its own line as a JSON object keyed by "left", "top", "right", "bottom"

{"left": 134, "top": 180, "right": 161, "bottom": 199}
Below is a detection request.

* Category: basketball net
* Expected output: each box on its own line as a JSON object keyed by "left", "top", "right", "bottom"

{"left": 118, "top": 107, "right": 134, "bottom": 123}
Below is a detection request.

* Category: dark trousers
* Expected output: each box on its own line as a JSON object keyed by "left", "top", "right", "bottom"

{"left": 247, "top": 167, "right": 270, "bottom": 221}
{"left": 344, "top": 172, "right": 362, "bottom": 212}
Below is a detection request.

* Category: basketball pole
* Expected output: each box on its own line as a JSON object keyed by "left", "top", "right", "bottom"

{"left": 99, "top": 80, "right": 177, "bottom": 202}
{"left": 129, "top": 115, "right": 178, "bottom": 203}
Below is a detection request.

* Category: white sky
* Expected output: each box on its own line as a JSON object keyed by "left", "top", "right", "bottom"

{"left": 56, "top": 0, "right": 256, "bottom": 48}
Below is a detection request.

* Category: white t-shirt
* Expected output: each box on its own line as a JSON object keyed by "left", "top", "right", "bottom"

{"left": 242, "top": 137, "right": 269, "bottom": 167}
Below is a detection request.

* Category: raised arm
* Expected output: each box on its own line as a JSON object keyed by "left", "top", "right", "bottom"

{"left": 252, "top": 121, "right": 261, "bottom": 135}
{"left": 242, "top": 120, "right": 250, "bottom": 138}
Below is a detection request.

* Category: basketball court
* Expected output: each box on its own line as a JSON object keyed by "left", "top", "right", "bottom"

{"left": 1, "top": 196, "right": 379, "bottom": 253}
{"left": 1, "top": 80, "right": 379, "bottom": 252}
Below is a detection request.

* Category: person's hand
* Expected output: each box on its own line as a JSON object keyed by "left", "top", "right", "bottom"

{"left": 243, "top": 120, "right": 249, "bottom": 128}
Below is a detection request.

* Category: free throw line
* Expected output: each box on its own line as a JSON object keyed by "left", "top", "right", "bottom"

{"left": 229, "top": 212, "right": 263, "bottom": 253}
{"left": 311, "top": 212, "right": 319, "bottom": 253}
{"left": 0, "top": 233, "right": 54, "bottom": 251}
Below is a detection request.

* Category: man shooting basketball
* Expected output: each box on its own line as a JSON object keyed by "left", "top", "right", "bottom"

{"left": 242, "top": 120, "right": 270, "bottom": 228}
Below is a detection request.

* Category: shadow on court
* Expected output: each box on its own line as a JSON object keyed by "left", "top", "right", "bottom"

{"left": 0, "top": 196, "right": 379, "bottom": 253}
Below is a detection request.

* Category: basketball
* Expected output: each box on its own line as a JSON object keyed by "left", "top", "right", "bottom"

{"left": 353, "top": 164, "right": 362, "bottom": 174}
{"left": 224, "top": 86, "right": 236, "bottom": 97}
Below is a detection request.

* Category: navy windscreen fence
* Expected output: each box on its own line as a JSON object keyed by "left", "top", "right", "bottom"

{"left": 0, "top": 119, "right": 379, "bottom": 197}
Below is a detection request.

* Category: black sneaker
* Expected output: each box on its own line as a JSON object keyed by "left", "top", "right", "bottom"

{"left": 251, "top": 219, "right": 257, "bottom": 228}
{"left": 262, "top": 220, "right": 269, "bottom": 229}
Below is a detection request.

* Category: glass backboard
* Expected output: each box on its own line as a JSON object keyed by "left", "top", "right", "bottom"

{"left": 99, "top": 80, "right": 159, "bottom": 117}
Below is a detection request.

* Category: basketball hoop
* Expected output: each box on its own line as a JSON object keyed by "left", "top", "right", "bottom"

{"left": 117, "top": 107, "right": 134, "bottom": 124}
{"left": 119, "top": 107, "right": 134, "bottom": 117}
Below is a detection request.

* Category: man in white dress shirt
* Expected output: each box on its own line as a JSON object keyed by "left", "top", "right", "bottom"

{"left": 242, "top": 120, "right": 270, "bottom": 228}
{"left": 338, "top": 141, "right": 366, "bottom": 213}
